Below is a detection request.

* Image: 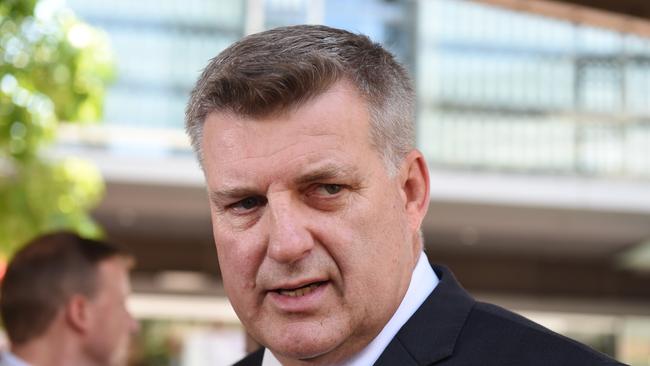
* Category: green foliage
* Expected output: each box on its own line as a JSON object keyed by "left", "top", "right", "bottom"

{"left": 0, "top": 0, "right": 114, "bottom": 255}
{"left": 130, "top": 320, "right": 183, "bottom": 366}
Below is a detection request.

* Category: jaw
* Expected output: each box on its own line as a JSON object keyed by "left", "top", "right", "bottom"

{"left": 271, "top": 330, "right": 376, "bottom": 366}
{"left": 252, "top": 305, "right": 382, "bottom": 366}
{"left": 248, "top": 310, "right": 354, "bottom": 364}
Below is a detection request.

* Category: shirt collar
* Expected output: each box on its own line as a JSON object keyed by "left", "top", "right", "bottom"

{"left": 1, "top": 351, "right": 31, "bottom": 366}
{"left": 262, "top": 251, "right": 438, "bottom": 366}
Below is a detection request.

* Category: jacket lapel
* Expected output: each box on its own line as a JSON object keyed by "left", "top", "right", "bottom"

{"left": 233, "top": 347, "right": 265, "bottom": 366}
{"left": 375, "top": 265, "right": 475, "bottom": 366}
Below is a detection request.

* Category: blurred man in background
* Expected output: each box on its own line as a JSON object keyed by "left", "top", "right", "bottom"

{"left": 186, "top": 24, "right": 625, "bottom": 366}
{"left": 0, "top": 232, "right": 138, "bottom": 366}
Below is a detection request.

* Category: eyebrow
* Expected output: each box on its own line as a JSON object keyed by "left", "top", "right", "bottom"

{"left": 209, "top": 163, "right": 359, "bottom": 205}
{"left": 294, "top": 163, "right": 359, "bottom": 186}
{"left": 209, "top": 187, "right": 259, "bottom": 206}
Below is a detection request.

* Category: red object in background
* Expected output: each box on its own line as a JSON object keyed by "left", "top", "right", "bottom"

{"left": 0, "top": 258, "right": 7, "bottom": 282}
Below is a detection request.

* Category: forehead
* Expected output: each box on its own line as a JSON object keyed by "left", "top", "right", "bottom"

{"left": 96, "top": 258, "right": 129, "bottom": 292}
{"left": 201, "top": 82, "right": 377, "bottom": 186}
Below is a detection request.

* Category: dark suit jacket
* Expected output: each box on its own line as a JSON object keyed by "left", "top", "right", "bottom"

{"left": 234, "top": 265, "right": 626, "bottom": 365}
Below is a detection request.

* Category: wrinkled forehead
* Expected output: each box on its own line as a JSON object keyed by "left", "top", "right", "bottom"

{"left": 201, "top": 81, "right": 378, "bottom": 184}
{"left": 205, "top": 82, "right": 370, "bottom": 146}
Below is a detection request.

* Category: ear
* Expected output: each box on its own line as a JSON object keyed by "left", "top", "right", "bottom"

{"left": 64, "top": 294, "right": 91, "bottom": 334}
{"left": 398, "top": 149, "right": 430, "bottom": 232}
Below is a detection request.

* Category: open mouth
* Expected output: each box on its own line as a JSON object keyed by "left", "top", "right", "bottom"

{"left": 275, "top": 281, "right": 326, "bottom": 297}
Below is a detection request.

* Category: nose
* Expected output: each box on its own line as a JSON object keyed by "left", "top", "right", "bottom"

{"left": 266, "top": 195, "right": 314, "bottom": 264}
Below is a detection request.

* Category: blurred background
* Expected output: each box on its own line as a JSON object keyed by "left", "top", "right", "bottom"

{"left": 2, "top": 0, "right": 650, "bottom": 364}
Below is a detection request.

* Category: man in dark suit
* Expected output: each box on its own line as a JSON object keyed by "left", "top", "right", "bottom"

{"left": 185, "top": 24, "right": 625, "bottom": 366}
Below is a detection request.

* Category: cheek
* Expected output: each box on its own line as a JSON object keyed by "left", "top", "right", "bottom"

{"left": 344, "top": 195, "right": 402, "bottom": 246}
{"left": 335, "top": 191, "right": 409, "bottom": 275}
{"left": 214, "top": 235, "right": 267, "bottom": 328}
{"left": 311, "top": 209, "right": 382, "bottom": 295}
{"left": 214, "top": 227, "right": 263, "bottom": 293}
{"left": 99, "top": 306, "right": 124, "bottom": 341}
{"left": 110, "top": 313, "right": 128, "bottom": 338}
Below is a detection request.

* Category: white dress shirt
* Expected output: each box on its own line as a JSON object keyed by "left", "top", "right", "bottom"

{"left": 262, "top": 251, "right": 438, "bottom": 366}
{"left": 0, "top": 351, "right": 31, "bottom": 366}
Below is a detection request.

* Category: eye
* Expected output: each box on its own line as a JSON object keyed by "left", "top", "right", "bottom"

{"left": 316, "top": 184, "right": 343, "bottom": 196}
{"left": 306, "top": 183, "right": 349, "bottom": 211}
{"left": 321, "top": 184, "right": 342, "bottom": 195}
{"left": 230, "top": 196, "right": 267, "bottom": 213}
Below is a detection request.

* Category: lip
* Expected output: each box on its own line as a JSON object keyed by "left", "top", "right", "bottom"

{"left": 266, "top": 280, "right": 330, "bottom": 313}
{"left": 269, "top": 277, "right": 327, "bottom": 292}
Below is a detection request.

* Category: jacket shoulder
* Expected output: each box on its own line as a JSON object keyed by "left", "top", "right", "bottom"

{"left": 452, "top": 302, "right": 627, "bottom": 365}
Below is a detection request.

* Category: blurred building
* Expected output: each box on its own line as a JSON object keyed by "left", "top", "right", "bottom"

{"left": 52, "top": 0, "right": 650, "bottom": 364}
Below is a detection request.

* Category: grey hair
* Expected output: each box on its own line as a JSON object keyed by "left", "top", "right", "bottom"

{"left": 185, "top": 24, "right": 415, "bottom": 175}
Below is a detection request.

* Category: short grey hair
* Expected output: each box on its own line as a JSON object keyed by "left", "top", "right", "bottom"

{"left": 185, "top": 24, "right": 415, "bottom": 174}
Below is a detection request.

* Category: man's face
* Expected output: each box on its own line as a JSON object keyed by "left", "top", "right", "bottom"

{"left": 85, "top": 258, "right": 138, "bottom": 366}
{"left": 202, "top": 81, "right": 423, "bottom": 364}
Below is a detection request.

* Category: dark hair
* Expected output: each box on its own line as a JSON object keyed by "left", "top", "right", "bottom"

{"left": 185, "top": 24, "right": 415, "bottom": 174}
{"left": 0, "top": 232, "right": 131, "bottom": 345}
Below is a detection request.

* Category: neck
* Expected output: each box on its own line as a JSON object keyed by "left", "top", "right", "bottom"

{"left": 12, "top": 329, "right": 94, "bottom": 366}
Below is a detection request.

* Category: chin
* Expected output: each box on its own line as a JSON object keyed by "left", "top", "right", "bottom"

{"left": 274, "top": 348, "right": 334, "bottom": 364}
{"left": 267, "top": 334, "right": 342, "bottom": 362}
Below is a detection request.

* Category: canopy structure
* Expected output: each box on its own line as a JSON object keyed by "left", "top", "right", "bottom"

{"left": 477, "top": 0, "right": 650, "bottom": 38}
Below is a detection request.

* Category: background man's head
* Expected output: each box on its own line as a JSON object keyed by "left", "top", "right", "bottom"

{"left": 0, "top": 231, "right": 138, "bottom": 366}
{"left": 186, "top": 24, "right": 415, "bottom": 175}
{"left": 186, "top": 25, "right": 431, "bottom": 365}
